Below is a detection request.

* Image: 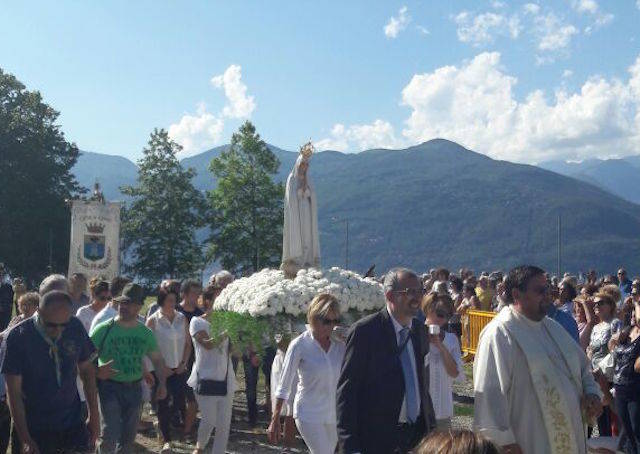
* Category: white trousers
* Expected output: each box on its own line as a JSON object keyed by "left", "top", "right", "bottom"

{"left": 295, "top": 419, "right": 338, "bottom": 454}
{"left": 194, "top": 392, "right": 233, "bottom": 454}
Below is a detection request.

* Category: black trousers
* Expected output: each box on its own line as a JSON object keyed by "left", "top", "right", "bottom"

{"left": 30, "top": 423, "right": 89, "bottom": 454}
{"left": 153, "top": 372, "right": 186, "bottom": 441}
{"left": 0, "top": 399, "right": 10, "bottom": 454}
{"left": 242, "top": 355, "right": 259, "bottom": 425}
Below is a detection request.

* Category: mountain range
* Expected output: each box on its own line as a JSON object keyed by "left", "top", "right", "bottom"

{"left": 539, "top": 156, "right": 640, "bottom": 205}
{"left": 72, "top": 140, "right": 640, "bottom": 276}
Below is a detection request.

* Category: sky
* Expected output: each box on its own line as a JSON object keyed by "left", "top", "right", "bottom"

{"left": 1, "top": 0, "right": 640, "bottom": 164}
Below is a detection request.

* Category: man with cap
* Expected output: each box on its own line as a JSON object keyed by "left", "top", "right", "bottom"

{"left": 90, "top": 283, "right": 167, "bottom": 454}
{"left": 2, "top": 290, "right": 100, "bottom": 453}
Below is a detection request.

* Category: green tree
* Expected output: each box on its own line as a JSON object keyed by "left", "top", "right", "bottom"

{"left": 121, "top": 129, "right": 205, "bottom": 285}
{"left": 0, "top": 68, "right": 84, "bottom": 284}
{"left": 208, "top": 121, "right": 284, "bottom": 274}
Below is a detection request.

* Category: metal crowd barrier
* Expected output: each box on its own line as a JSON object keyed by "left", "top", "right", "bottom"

{"left": 461, "top": 309, "right": 496, "bottom": 358}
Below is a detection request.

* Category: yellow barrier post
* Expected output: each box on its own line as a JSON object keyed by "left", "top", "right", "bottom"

{"left": 461, "top": 310, "right": 496, "bottom": 360}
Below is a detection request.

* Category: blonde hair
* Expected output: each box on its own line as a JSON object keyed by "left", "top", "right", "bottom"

{"left": 415, "top": 430, "right": 501, "bottom": 454}
{"left": 600, "top": 284, "right": 622, "bottom": 303}
{"left": 18, "top": 292, "right": 40, "bottom": 309}
{"left": 306, "top": 293, "right": 340, "bottom": 324}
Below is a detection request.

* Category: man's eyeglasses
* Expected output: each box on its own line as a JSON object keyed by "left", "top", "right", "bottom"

{"left": 531, "top": 285, "right": 550, "bottom": 296}
{"left": 321, "top": 317, "right": 340, "bottom": 326}
{"left": 393, "top": 288, "right": 426, "bottom": 298}
{"left": 44, "top": 321, "right": 69, "bottom": 329}
{"left": 435, "top": 309, "right": 451, "bottom": 319}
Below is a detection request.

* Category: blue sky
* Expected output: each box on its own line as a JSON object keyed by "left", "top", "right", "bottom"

{"left": 1, "top": 1, "right": 639, "bottom": 163}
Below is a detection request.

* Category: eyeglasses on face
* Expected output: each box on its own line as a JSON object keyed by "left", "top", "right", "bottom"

{"left": 530, "top": 285, "right": 550, "bottom": 296}
{"left": 321, "top": 317, "right": 340, "bottom": 326}
{"left": 44, "top": 321, "right": 69, "bottom": 328}
{"left": 435, "top": 309, "right": 451, "bottom": 319}
{"left": 394, "top": 287, "right": 426, "bottom": 298}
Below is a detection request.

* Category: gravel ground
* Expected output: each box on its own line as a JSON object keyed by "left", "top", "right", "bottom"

{"left": 128, "top": 363, "right": 478, "bottom": 452}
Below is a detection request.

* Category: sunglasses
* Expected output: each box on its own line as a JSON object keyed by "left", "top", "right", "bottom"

{"left": 531, "top": 285, "right": 550, "bottom": 296}
{"left": 321, "top": 317, "right": 340, "bottom": 326}
{"left": 44, "top": 321, "right": 69, "bottom": 329}
{"left": 435, "top": 309, "right": 451, "bottom": 319}
{"left": 394, "top": 288, "right": 426, "bottom": 298}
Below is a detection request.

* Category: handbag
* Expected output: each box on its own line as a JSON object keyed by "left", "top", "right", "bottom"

{"left": 196, "top": 342, "right": 230, "bottom": 396}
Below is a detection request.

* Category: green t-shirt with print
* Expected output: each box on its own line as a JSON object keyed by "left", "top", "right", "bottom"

{"left": 90, "top": 319, "right": 158, "bottom": 383}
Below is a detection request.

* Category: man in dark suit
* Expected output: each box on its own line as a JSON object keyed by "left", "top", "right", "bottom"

{"left": 337, "top": 268, "right": 436, "bottom": 454}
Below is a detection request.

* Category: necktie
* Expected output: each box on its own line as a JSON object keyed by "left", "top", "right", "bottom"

{"left": 399, "top": 327, "right": 419, "bottom": 423}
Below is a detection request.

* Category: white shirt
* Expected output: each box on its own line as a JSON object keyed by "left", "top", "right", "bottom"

{"left": 187, "top": 316, "right": 237, "bottom": 393}
{"left": 271, "top": 349, "right": 297, "bottom": 416}
{"left": 275, "top": 327, "right": 346, "bottom": 424}
{"left": 426, "top": 331, "right": 465, "bottom": 419}
{"left": 149, "top": 310, "right": 187, "bottom": 369}
{"left": 76, "top": 305, "right": 100, "bottom": 333}
{"left": 387, "top": 307, "right": 421, "bottom": 423}
{"left": 89, "top": 306, "right": 117, "bottom": 335}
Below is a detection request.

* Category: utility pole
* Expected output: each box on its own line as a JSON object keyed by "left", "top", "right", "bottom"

{"left": 557, "top": 214, "right": 562, "bottom": 277}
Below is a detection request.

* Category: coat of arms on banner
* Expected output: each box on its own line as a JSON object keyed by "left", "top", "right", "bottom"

{"left": 69, "top": 199, "right": 120, "bottom": 280}
{"left": 84, "top": 223, "right": 106, "bottom": 261}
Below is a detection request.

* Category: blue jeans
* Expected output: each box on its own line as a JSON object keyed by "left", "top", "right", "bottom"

{"left": 97, "top": 380, "right": 143, "bottom": 454}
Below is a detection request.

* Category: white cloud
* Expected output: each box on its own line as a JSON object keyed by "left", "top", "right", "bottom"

{"left": 491, "top": 1, "right": 506, "bottom": 9}
{"left": 400, "top": 52, "right": 640, "bottom": 163}
{"left": 384, "top": 6, "right": 411, "bottom": 39}
{"left": 315, "top": 120, "right": 404, "bottom": 152}
{"left": 211, "top": 64, "right": 256, "bottom": 119}
{"left": 523, "top": 3, "right": 541, "bottom": 15}
{"left": 533, "top": 13, "right": 578, "bottom": 52}
{"left": 169, "top": 64, "right": 255, "bottom": 154}
{"left": 453, "top": 11, "right": 521, "bottom": 46}
{"left": 562, "top": 69, "right": 574, "bottom": 78}
{"left": 571, "top": 0, "right": 613, "bottom": 34}
{"left": 416, "top": 25, "right": 430, "bottom": 36}
{"left": 168, "top": 103, "right": 224, "bottom": 155}
{"left": 637, "top": 0, "right": 640, "bottom": 10}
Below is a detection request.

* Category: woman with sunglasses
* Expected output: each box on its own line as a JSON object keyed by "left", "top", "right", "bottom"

{"left": 421, "top": 293, "right": 465, "bottom": 430}
{"left": 268, "top": 293, "right": 346, "bottom": 454}
{"left": 76, "top": 277, "right": 111, "bottom": 333}
{"left": 588, "top": 291, "right": 622, "bottom": 437}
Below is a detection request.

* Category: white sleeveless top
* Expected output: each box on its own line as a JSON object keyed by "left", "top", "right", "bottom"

{"left": 149, "top": 310, "right": 187, "bottom": 369}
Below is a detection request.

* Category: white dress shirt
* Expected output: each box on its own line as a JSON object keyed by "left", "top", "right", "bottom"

{"left": 387, "top": 306, "right": 421, "bottom": 423}
{"left": 275, "top": 327, "right": 346, "bottom": 424}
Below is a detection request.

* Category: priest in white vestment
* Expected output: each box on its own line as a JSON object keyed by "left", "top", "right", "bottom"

{"left": 281, "top": 142, "right": 320, "bottom": 272}
{"left": 474, "top": 266, "right": 602, "bottom": 454}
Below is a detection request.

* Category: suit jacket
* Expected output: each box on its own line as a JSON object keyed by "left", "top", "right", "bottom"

{"left": 337, "top": 307, "right": 436, "bottom": 454}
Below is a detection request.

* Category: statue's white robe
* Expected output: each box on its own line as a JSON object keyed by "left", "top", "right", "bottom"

{"left": 282, "top": 156, "right": 320, "bottom": 269}
{"left": 473, "top": 306, "right": 601, "bottom": 454}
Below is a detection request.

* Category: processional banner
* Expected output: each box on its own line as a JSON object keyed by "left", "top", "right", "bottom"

{"left": 68, "top": 201, "right": 121, "bottom": 280}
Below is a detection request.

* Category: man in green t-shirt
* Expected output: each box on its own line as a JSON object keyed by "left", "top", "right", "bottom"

{"left": 90, "top": 283, "right": 167, "bottom": 453}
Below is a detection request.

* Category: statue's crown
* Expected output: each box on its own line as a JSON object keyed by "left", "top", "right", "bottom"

{"left": 300, "top": 141, "right": 314, "bottom": 160}
{"left": 86, "top": 223, "right": 105, "bottom": 234}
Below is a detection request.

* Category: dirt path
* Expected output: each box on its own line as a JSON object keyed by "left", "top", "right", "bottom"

{"left": 132, "top": 363, "right": 477, "bottom": 453}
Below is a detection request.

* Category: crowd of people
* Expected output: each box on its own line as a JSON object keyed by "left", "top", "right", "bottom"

{"left": 0, "top": 263, "right": 639, "bottom": 453}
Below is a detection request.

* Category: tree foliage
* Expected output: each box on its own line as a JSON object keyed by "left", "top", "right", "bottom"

{"left": 208, "top": 121, "right": 284, "bottom": 274}
{"left": 121, "top": 129, "right": 205, "bottom": 285}
{"left": 0, "top": 68, "right": 84, "bottom": 284}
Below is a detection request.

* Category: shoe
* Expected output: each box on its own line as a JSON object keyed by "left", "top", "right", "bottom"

{"left": 160, "top": 442, "right": 172, "bottom": 453}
